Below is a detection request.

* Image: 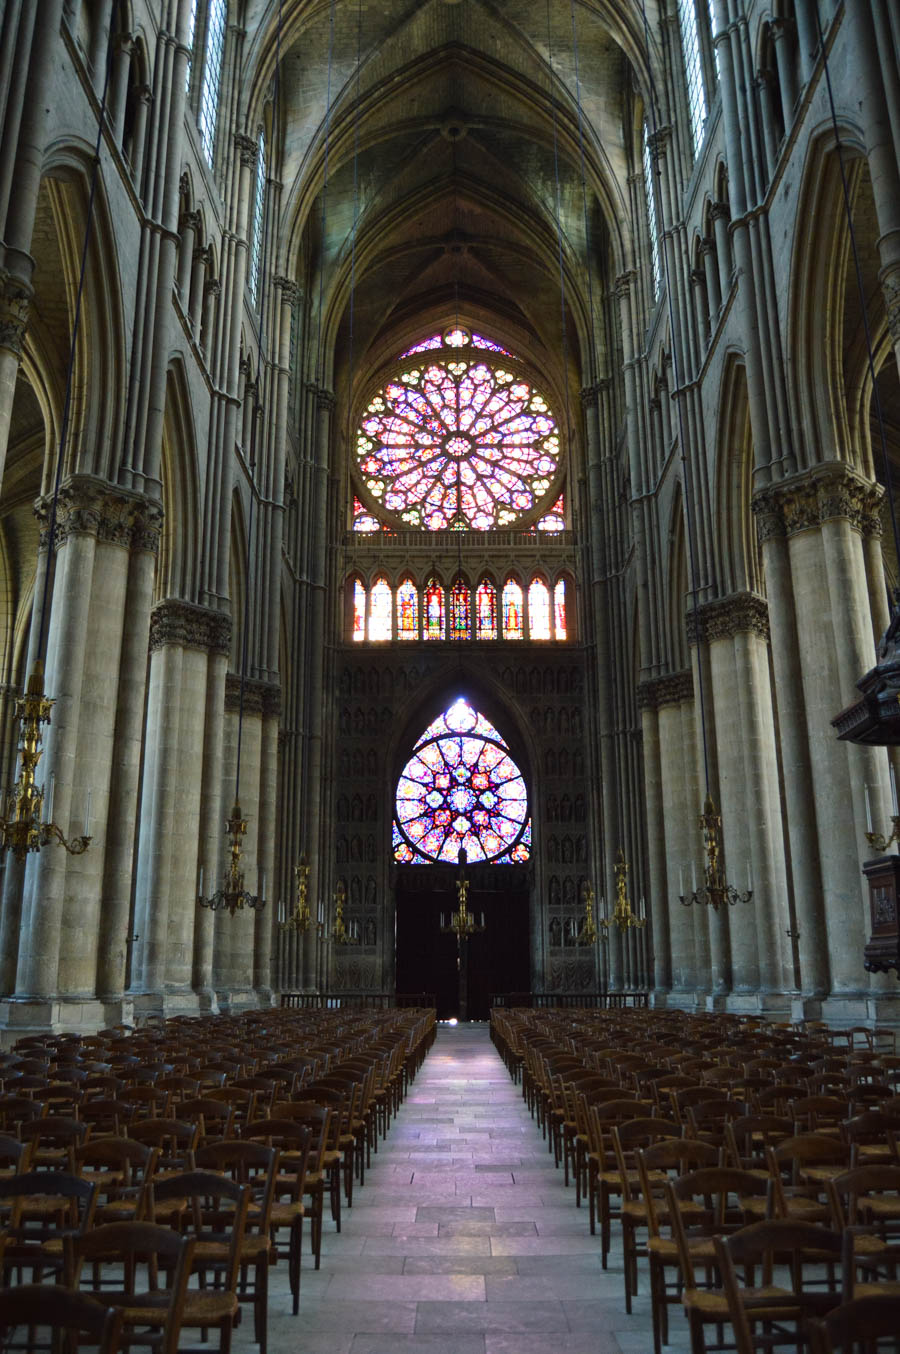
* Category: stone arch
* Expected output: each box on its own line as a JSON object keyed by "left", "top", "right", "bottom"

{"left": 715, "top": 356, "right": 760, "bottom": 597}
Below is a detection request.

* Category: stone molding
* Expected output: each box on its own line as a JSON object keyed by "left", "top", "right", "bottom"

{"left": 752, "top": 464, "right": 884, "bottom": 542}
{"left": 0, "top": 271, "right": 32, "bottom": 356}
{"left": 637, "top": 669, "right": 694, "bottom": 710}
{"left": 149, "top": 599, "right": 232, "bottom": 655}
{"left": 38, "top": 478, "right": 163, "bottom": 554}
{"left": 274, "top": 276, "right": 302, "bottom": 307}
{"left": 235, "top": 134, "right": 258, "bottom": 168}
{"left": 225, "top": 673, "right": 281, "bottom": 718}
{"left": 685, "top": 592, "right": 770, "bottom": 645}
{"left": 881, "top": 263, "right": 900, "bottom": 348}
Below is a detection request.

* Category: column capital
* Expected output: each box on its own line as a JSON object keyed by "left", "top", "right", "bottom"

{"left": 647, "top": 124, "right": 672, "bottom": 157}
{"left": 38, "top": 477, "right": 164, "bottom": 552}
{"left": 204, "top": 278, "right": 221, "bottom": 298}
{"left": 274, "top": 276, "right": 302, "bottom": 306}
{"left": 751, "top": 464, "right": 884, "bottom": 541}
{"left": 0, "top": 271, "right": 32, "bottom": 356}
{"left": 180, "top": 209, "right": 203, "bottom": 234}
{"left": 614, "top": 269, "right": 637, "bottom": 300}
{"left": 149, "top": 599, "right": 232, "bottom": 654}
{"left": 710, "top": 200, "right": 731, "bottom": 222}
{"left": 225, "top": 673, "right": 281, "bottom": 717}
{"left": 880, "top": 262, "right": 900, "bottom": 348}
{"left": 234, "top": 133, "right": 258, "bottom": 168}
{"left": 685, "top": 591, "right": 770, "bottom": 644}
{"left": 637, "top": 669, "right": 694, "bottom": 710}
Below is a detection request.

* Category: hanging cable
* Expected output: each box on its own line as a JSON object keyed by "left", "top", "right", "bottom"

{"left": 570, "top": 0, "right": 599, "bottom": 384}
{"left": 639, "top": 0, "right": 712, "bottom": 795}
{"left": 342, "top": 0, "right": 364, "bottom": 515}
{"left": 812, "top": 0, "right": 900, "bottom": 584}
{"left": 545, "top": 0, "right": 574, "bottom": 490}
{"left": 314, "top": 0, "right": 338, "bottom": 388}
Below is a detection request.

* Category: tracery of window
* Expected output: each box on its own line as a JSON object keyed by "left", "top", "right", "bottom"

{"left": 352, "top": 496, "right": 382, "bottom": 532}
{"left": 502, "top": 581, "right": 524, "bottom": 640}
{"left": 450, "top": 580, "right": 470, "bottom": 640}
{"left": 397, "top": 579, "right": 418, "bottom": 640}
{"left": 678, "top": 0, "right": 708, "bottom": 155}
{"left": 401, "top": 327, "right": 511, "bottom": 358}
{"left": 198, "top": 0, "right": 226, "bottom": 163}
{"left": 394, "top": 697, "right": 529, "bottom": 864}
{"left": 249, "top": 128, "right": 266, "bottom": 305}
{"left": 528, "top": 580, "right": 551, "bottom": 640}
{"left": 356, "top": 342, "right": 560, "bottom": 531}
{"left": 186, "top": 0, "right": 198, "bottom": 91}
{"left": 352, "top": 579, "right": 366, "bottom": 642}
{"left": 369, "top": 577, "right": 392, "bottom": 641}
{"left": 554, "top": 580, "right": 567, "bottom": 640}
{"left": 643, "top": 121, "right": 662, "bottom": 300}
{"left": 476, "top": 580, "right": 497, "bottom": 640}
{"left": 424, "top": 579, "right": 445, "bottom": 640}
{"left": 535, "top": 494, "right": 566, "bottom": 532}
{"left": 707, "top": 0, "right": 721, "bottom": 78}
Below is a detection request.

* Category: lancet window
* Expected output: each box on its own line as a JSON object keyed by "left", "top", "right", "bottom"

{"left": 348, "top": 575, "right": 569, "bottom": 643}
{"left": 198, "top": 0, "right": 226, "bottom": 163}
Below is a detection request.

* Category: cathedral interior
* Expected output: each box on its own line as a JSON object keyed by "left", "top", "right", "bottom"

{"left": 0, "top": 0, "right": 899, "bottom": 1039}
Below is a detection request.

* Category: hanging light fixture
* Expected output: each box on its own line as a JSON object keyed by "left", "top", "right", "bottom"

{"left": 279, "top": 854, "right": 313, "bottom": 932}
{"left": 197, "top": 801, "right": 265, "bottom": 916}
{"left": 678, "top": 802, "right": 752, "bottom": 911}
{"left": 578, "top": 880, "right": 599, "bottom": 946}
{"left": 440, "top": 847, "right": 486, "bottom": 943}
{"left": 332, "top": 878, "right": 359, "bottom": 945}
{"left": 600, "top": 849, "right": 647, "bottom": 934}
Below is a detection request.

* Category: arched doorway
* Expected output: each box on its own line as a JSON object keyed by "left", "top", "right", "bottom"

{"left": 392, "top": 695, "right": 533, "bottom": 1017}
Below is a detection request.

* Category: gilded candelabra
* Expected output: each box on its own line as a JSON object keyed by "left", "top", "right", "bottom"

{"left": 578, "top": 881, "right": 599, "bottom": 946}
{"left": 332, "top": 878, "right": 359, "bottom": 945}
{"left": 197, "top": 800, "right": 266, "bottom": 916}
{"left": 679, "top": 795, "right": 752, "bottom": 911}
{"left": 600, "top": 849, "right": 646, "bottom": 935}
{"left": 280, "top": 854, "right": 313, "bottom": 932}
{"left": 863, "top": 773, "right": 900, "bottom": 852}
{"left": 441, "top": 864, "right": 486, "bottom": 943}
{"left": 0, "top": 660, "right": 91, "bottom": 861}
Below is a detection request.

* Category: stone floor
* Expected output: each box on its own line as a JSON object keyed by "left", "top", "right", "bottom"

{"left": 239, "top": 1022, "right": 690, "bottom": 1354}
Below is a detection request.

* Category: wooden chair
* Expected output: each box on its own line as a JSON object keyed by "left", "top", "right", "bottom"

{"left": 79, "top": 1098, "right": 135, "bottom": 1138}
{"left": 179, "top": 1096, "right": 236, "bottom": 1145}
{"left": 0, "top": 1281, "right": 123, "bottom": 1354}
{"left": 241, "top": 1118, "right": 312, "bottom": 1314}
{"left": 611, "top": 1116, "right": 679, "bottom": 1305}
{"left": 20, "top": 1114, "right": 88, "bottom": 1171}
{"left": 0, "top": 1170, "right": 98, "bottom": 1283}
{"left": 75, "top": 1137, "right": 159, "bottom": 1223}
{"left": 127, "top": 1118, "right": 199, "bottom": 1177}
{"left": 261, "top": 1102, "right": 331, "bottom": 1269}
{"left": 585, "top": 1095, "right": 648, "bottom": 1252}
{"left": 714, "top": 1219, "right": 843, "bottom": 1354}
{"left": 195, "top": 1141, "right": 278, "bottom": 1354}
{"left": 767, "top": 1133, "right": 850, "bottom": 1221}
{"left": 65, "top": 1220, "right": 194, "bottom": 1354}
{"left": 149, "top": 1170, "right": 250, "bottom": 1353}
{"left": 807, "top": 1292, "right": 900, "bottom": 1353}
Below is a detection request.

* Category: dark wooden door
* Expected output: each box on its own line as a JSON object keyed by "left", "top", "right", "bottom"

{"left": 395, "top": 868, "right": 531, "bottom": 1020}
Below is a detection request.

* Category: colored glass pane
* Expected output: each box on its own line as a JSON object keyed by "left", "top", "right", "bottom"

{"left": 369, "top": 577, "right": 392, "bottom": 641}
{"left": 528, "top": 579, "right": 551, "bottom": 639}
{"left": 395, "top": 697, "right": 529, "bottom": 864}
{"left": 450, "top": 581, "right": 470, "bottom": 640}
{"left": 502, "top": 581, "right": 523, "bottom": 639}
{"left": 352, "top": 580, "right": 366, "bottom": 642}
{"left": 476, "top": 580, "right": 497, "bottom": 640}
{"left": 199, "top": 0, "right": 226, "bottom": 163}
{"left": 352, "top": 496, "right": 381, "bottom": 533}
{"left": 401, "top": 328, "right": 511, "bottom": 359}
{"left": 397, "top": 579, "right": 418, "bottom": 639}
{"left": 554, "top": 580, "right": 567, "bottom": 640}
{"left": 536, "top": 494, "right": 566, "bottom": 532}
{"left": 424, "top": 580, "right": 445, "bottom": 640}
{"left": 357, "top": 356, "right": 559, "bottom": 530}
{"left": 496, "top": 819, "right": 532, "bottom": 863}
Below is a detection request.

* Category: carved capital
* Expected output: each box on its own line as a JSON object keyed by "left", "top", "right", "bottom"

{"left": 38, "top": 478, "right": 164, "bottom": 554}
{"left": 710, "top": 200, "right": 730, "bottom": 222}
{"left": 235, "top": 133, "right": 258, "bottom": 168}
{"left": 647, "top": 124, "right": 672, "bottom": 157}
{"left": 274, "top": 276, "right": 302, "bottom": 307}
{"left": 637, "top": 669, "right": 694, "bottom": 709}
{"left": 316, "top": 387, "right": 336, "bottom": 413}
{"left": 752, "top": 465, "right": 884, "bottom": 542}
{"left": 204, "top": 278, "right": 221, "bottom": 298}
{"left": 614, "top": 269, "right": 637, "bottom": 301}
{"left": 224, "top": 673, "right": 281, "bottom": 717}
{"left": 699, "top": 237, "right": 715, "bottom": 258}
{"left": 150, "top": 599, "right": 232, "bottom": 654}
{"left": 0, "top": 272, "right": 32, "bottom": 355}
{"left": 880, "top": 262, "right": 900, "bottom": 348}
{"left": 580, "top": 385, "right": 598, "bottom": 410}
{"left": 687, "top": 592, "right": 770, "bottom": 644}
{"left": 181, "top": 209, "right": 202, "bottom": 234}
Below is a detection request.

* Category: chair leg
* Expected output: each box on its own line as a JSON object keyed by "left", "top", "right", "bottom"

{"left": 290, "top": 1216, "right": 301, "bottom": 1315}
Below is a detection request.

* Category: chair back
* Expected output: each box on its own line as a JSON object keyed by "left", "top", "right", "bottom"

{"left": 0, "top": 1282, "right": 123, "bottom": 1354}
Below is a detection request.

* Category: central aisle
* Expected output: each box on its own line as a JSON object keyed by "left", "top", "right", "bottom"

{"left": 249, "top": 1022, "right": 683, "bottom": 1354}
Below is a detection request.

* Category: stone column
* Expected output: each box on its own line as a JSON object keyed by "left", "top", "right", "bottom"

{"left": 656, "top": 675, "right": 699, "bottom": 999}
{"left": 638, "top": 681, "right": 675, "bottom": 996}
{"left": 254, "top": 686, "right": 280, "bottom": 1001}
{"left": 192, "top": 629, "right": 230, "bottom": 1006}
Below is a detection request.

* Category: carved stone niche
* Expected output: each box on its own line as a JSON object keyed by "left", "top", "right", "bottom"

{"left": 862, "top": 855, "right": 900, "bottom": 975}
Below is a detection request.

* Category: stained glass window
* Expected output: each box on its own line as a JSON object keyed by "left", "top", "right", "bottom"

{"left": 450, "top": 580, "right": 470, "bottom": 640}
{"left": 199, "top": 0, "right": 226, "bottom": 163}
{"left": 401, "top": 328, "right": 511, "bottom": 358}
{"left": 357, "top": 356, "right": 560, "bottom": 530}
{"left": 352, "top": 580, "right": 366, "bottom": 642}
{"left": 643, "top": 121, "right": 662, "bottom": 300}
{"left": 678, "top": 0, "right": 708, "bottom": 155}
{"left": 424, "top": 579, "right": 445, "bottom": 640}
{"left": 352, "top": 496, "right": 382, "bottom": 532}
{"left": 502, "top": 581, "right": 523, "bottom": 640}
{"left": 554, "top": 580, "right": 567, "bottom": 640}
{"left": 396, "top": 579, "right": 418, "bottom": 640}
{"left": 369, "top": 577, "right": 392, "bottom": 641}
{"left": 528, "top": 580, "right": 551, "bottom": 640}
{"left": 394, "top": 697, "right": 529, "bottom": 864}
{"left": 249, "top": 128, "right": 266, "bottom": 305}
{"left": 476, "top": 580, "right": 497, "bottom": 640}
{"left": 536, "top": 494, "right": 566, "bottom": 532}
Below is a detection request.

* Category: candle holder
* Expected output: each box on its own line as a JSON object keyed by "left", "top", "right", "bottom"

{"left": 578, "top": 882, "right": 599, "bottom": 946}
{"left": 863, "top": 772, "right": 900, "bottom": 852}
{"left": 679, "top": 796, "right": 752, "bottom": 911}
{"left": 440, "top": 848, "right": 486, "bottom": 943}
{"left": 332, "top": 879, "right": 359, "bottom": 945}
{"left": 197, "top": 800, "right": 267, "bottom": 916}
{"left": 280, "top": 854, "right": 313, "bottom": 932}
{"left": 600, "top": 850, "right": 646, "bottom": 935}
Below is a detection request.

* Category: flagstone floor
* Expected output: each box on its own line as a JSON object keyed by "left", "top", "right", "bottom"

{"left": 243, "top": 1022, "right": 689, "bottom": 1354}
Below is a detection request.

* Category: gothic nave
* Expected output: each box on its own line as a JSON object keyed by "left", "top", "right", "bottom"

{"left": 0, "top": 0, "right": 899, "bottom": 1036}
